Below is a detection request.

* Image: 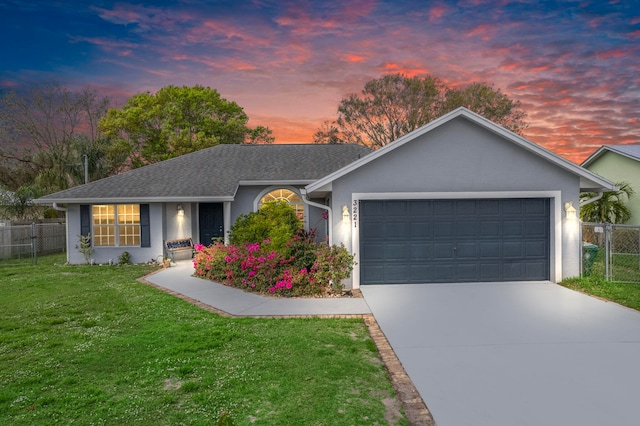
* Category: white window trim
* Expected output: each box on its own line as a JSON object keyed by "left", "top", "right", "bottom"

{"left": 254, "top": 186, "right": 308, "bottom": 229}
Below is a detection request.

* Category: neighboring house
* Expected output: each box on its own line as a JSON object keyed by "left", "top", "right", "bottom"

{"left": 36, "top": 108, "right": 615, "bottom": 287}
{"left": 581, "top": 144, "right": 640, "bottom": 225}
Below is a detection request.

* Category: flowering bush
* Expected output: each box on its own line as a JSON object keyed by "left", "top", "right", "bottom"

{"left": 193, "top": 234, "right": 354, "bottom": 297}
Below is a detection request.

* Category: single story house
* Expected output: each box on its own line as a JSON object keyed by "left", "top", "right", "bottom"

{"left": 36, "top": 107, "right": 615, "bottom": 288}
{"left": 581, "top": 144, "right": 640, "bottom": 225}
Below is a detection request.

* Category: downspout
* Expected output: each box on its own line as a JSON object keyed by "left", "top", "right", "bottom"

{"left": 579, "top": 191, "right": 604, "bottom": 207}
{"left": 52, "top": 202, "right": 67, "bottom": 212}
{"left": 52, "top": 202, "right": 70, "bottom": 264}
{"left": 300, "top": 189, "right": 333, "bottom": 245}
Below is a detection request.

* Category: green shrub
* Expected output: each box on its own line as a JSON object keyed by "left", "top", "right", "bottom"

{"left": 286, "top": 229, "right": 318, "bottom": 271}
{"left": 118, "top": 251, "right": 131, "bottom": 266}
{"left": 312, "top": 243, "right": 355, "bottom": 293}
{"left": 229, "top": 201, "right": 302, "bottom": 252}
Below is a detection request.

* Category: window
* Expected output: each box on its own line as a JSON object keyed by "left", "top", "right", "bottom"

{"left": 92, "top": 204, "right": 141, "bottom": 247}
{"left": 259, "top": 188, "right": 305, "bottom": 220}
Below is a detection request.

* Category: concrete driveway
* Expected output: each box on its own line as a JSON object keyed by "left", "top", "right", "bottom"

{"left": 361, "top": 281, "right": 640, "bottom": 426}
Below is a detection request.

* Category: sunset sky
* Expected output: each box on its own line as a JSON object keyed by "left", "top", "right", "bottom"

{"left": 1, "top": 0, "right": 638, "bottom": 163}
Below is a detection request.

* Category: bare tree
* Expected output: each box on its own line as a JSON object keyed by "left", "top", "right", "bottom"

{"left": 315, "top": 74, "right": 528, "bottom": 148}
{"left": 0, "top": 82, "right": 111, "bottom": 191}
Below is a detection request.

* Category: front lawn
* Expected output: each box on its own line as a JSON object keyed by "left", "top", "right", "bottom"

{"left": 560, "top": 274, "right": 640, "bottom": 311}
{"left": 0, "top": 254, "right": 407, "bottom": 425}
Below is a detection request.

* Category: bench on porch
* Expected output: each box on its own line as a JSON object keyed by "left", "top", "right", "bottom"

{"left": 165, "top": 238, "right": 194, "bottom": 261}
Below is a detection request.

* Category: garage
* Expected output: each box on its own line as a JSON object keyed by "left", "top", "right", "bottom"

{"left": 304, "top": 108, "right": 617, "bottom": 286}
{"left": 359, "top": 198, "right": 550, "bottom": 284}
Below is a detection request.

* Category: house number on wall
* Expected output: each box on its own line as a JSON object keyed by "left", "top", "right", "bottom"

{"left": 352, "top": 200, "right": 358, "bottom": 228}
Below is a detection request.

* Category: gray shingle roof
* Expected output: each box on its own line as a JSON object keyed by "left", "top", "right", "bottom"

{"left": 581, "top": 144, "right": 640, "bottom": 167}
{"left": 36, "top": 144, "right": 372, "bottom": 203}
{"left": 604, "top": 144, "right": 640, "bottom": 160}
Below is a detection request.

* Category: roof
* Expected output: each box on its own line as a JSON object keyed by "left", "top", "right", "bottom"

{"left": 581, "top": 144, "right": 640, "bottom": 167}
{"left": 36, "top": 144, "right": 372, "bottom": 204}
{"left": 306, "top": 107, "right": 616, "bottom": 194}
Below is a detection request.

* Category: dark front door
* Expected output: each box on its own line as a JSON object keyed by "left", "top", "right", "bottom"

{"left": 199, "top": 203, "right": 224, "bottom": 245}
{"left": 359, "top": 199, "right": 550, "bottom": 284}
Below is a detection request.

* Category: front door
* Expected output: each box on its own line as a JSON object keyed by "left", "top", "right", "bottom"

{"left": 199, "top": 203, "right": 224, "bottom": 245}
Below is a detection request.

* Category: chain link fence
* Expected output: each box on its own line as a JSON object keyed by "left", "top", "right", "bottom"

{"left": 582, "top": 222, "right": 640, "bottom": 283}
{"left": 0, "top": 221, "right": 66, "bottom": 266}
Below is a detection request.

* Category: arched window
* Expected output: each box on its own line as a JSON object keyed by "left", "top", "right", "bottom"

{"left": 258, "top": 188, "right": 305, "bottom": 220}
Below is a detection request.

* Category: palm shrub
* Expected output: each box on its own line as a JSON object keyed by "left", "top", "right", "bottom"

{"left": 580, "top": 181, "right": 635, "bottom": 223}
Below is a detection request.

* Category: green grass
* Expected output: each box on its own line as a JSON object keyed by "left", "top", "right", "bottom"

{"left": 0, "top": 254, "right": 407, "bottom": 425}
{"left": 560, "top": 274, "right": 640, "bottom": 311}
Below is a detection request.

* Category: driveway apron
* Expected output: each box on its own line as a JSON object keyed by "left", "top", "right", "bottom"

{"left": 361, "top": 281, "right": 640, "bottom": 426}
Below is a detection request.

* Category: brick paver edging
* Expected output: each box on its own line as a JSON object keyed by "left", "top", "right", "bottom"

{"left": 139, "top": 277, "right": 435, "bottom": 425}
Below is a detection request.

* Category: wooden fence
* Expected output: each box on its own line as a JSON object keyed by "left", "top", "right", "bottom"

{"left": 0, "top": 221, "right": 66, "bottom": 264}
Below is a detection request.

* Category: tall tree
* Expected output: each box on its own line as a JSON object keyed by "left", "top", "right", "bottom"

{"left": 0, "top": 82, "right": 112, "bottom": 192}
{"left": 580, "top": 182, "right": 635, "bottom": 224}
{"left": 443, "top": 82, "right": 528, "bottom": 135}
{"left": 314, "top": 74, "right": 528, "bottom": 148}
{"left": 99, "top": 85, "right": 274, "bottom": 168}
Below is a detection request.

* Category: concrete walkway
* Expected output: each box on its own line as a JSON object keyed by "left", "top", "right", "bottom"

{"left": 143, "top": 261, "right": 371, "bottom": 317}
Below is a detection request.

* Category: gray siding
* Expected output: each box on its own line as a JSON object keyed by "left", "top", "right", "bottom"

{"left": 330, "top": 117, "right": 581, "bottom": 285}
{"left": 66, "top": 203, "right": 164, "bottom": 264}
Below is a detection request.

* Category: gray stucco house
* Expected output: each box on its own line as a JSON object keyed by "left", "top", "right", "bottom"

{"left": 37, "top": 108, "right": 614, "bottom": 287}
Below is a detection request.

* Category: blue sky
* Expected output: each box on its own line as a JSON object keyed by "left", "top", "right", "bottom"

{"left": 1, "top": 0, "right": 638, "bottom": 162}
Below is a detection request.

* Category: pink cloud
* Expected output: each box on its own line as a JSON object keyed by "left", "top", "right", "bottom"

{"left": 69, "top": 36, "right": 138, "bottom": 57}
{"left": 464, "top": 24, "right": 495, "bottom": 41}
{"left": 343, "top": 53, "right": 367, "bottom": 63}
{"left": 185, "top": 19, "right": 272, "bottom": 48}
{"left": 428, "top": 4, "right": 449, "bottom": 22}
{"left": 0, "top": 79, "right": 19, "bottom": 88}
{"left": 595, "top": 49, "right": 628, "bottom": 59}
{"left": 378, "top": 62, "right": 431, "bottom": 77}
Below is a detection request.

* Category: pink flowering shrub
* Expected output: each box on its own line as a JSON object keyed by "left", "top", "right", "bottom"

{"left": 193, "top": 234, "right": 354, "bottom": 297}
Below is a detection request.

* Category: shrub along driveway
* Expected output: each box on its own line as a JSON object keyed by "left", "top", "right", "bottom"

{"left": 361, "top": 281, "right": 640, "bottom": 426}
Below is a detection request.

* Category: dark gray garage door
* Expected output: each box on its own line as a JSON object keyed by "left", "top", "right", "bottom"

{"left": 359, "top": 199, "right": 550, "bottom": 284}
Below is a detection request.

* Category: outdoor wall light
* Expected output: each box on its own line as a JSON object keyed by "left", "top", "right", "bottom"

{"left": 564, "top": 202, "right": 577, "bottom": 220}
{"left": 177, "top": 204, "right": 185, "bottom": 217}
{"left": 342, "top": 205, "right": 350, "bottom": 222}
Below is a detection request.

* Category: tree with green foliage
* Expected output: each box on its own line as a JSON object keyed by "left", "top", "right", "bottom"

{"left": 99, "top": 85, "right": 274, "bottom": 169}
{"left": 580, "top": 181, "right": 635, "bottom": 224}
{"left": 314, "top": 74, "right": 528, "bottom": 148}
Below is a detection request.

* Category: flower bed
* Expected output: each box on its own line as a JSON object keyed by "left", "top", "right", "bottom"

{"left": 193, "top": 232, "right": 355, "bottom": 297}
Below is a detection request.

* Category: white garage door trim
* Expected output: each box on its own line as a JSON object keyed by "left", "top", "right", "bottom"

{"left": 350, "top": 191, "right": 562, "bottom": 288}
